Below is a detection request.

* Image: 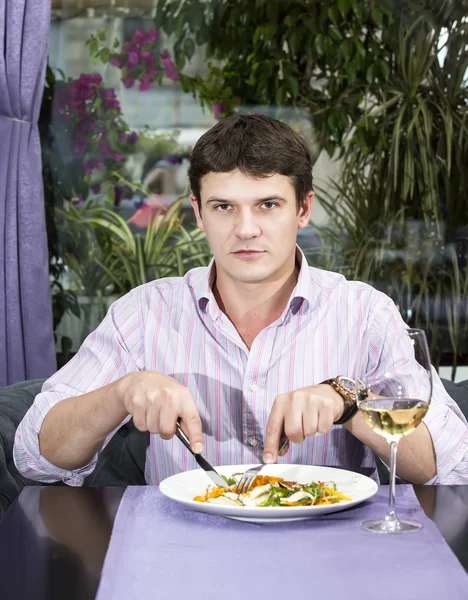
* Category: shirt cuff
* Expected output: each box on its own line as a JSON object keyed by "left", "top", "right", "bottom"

{"left": 34, "top": 413, "right": 133, "bottom": 485}
{"left": 423, "top": 403, "right": 468, "bottom": 484}
{"left": 37, "top": 452, "right": 99, "bottom": 487}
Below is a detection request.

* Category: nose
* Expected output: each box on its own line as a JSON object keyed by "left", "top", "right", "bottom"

{"left": 233, "top": 208, "right": 261, "bottom": 240}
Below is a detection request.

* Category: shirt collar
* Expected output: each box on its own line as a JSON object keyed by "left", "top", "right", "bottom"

{"left": 194, "top": 246, "right": 311, "bottom": 323}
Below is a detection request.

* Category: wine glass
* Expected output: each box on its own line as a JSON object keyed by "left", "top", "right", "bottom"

{"left": 356, "top": 328, "right": 433, "bottom": 534}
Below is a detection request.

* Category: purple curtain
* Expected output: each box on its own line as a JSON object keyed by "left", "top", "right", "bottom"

{"left": 0, "top": 0, "right": 56, "bottom": 386}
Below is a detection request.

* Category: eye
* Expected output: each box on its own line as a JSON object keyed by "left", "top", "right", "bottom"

{"left": 214, "top": 204, "right": 232, "bottom": 212}
{"left": 261, "top": 201, "right": 278, "bottom": 210}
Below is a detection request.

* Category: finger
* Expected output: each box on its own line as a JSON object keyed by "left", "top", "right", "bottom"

{"left": 281, "top": 391, "right": 306, "bottom": 444}
{"left": 132, "top": 406, "right": 148, "bottom": 432}
{"left": 316, "top": 404, "right": 335, "bottom": 435}
{"left": 263, "top": 397, "right": 286, "bottom": 464}
{"left": 284, "top": 399, "right": 305, "bottom": 445}
{"left": 302, "top": 404, "right": 319, "bottom": 438}
{"left": 179, "top": 393, "right": 204, "bottom": 453}
{"left": 278, "top": 441, "right": 290, "bottom": 457}
{"left": 145, "top": 399, "right": 161, "bottom": 435}
{"left": 128, "top": 394, "right": 148, "bottom": 432}
{"left": 158, "top": 397, "right": 178, "bottom": 440}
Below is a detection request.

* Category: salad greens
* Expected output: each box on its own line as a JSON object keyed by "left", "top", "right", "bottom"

{"left": 194, "top": 476, "right": 351, "bottom": 507}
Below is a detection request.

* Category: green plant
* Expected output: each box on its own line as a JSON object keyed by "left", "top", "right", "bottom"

{"left": 316, "top": 180, "right": 468, "bottom": 375}
{"left": 40, "top": 64, "right": 81, "bottom": 357}
{"left": 313, "top": 6, "right": 468, "bottom": 372}
{"left": 155, "top": 0, "right": 468, "bottom": 370}
{"left": 155, "top": 0, "right": 398, "bottom": 155}
{"left": 57, "top": 204, "right": 117, "bottom": 296}
{"left": 40, "top": 24, "right": 189, "bottom": 351}
{"left": 66, "top": 197, "right": 211, "bottom": 293}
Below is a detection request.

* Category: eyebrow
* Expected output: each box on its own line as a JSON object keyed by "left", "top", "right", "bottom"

{"left": 205, "top": 195, "right": 288, "bottom": 205}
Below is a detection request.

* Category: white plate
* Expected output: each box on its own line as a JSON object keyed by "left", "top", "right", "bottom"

{"left": 159, "top": 464, "right": 378, "bottom": 522}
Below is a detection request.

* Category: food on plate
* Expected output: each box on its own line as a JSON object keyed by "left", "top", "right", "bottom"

{"left": 193, "top": 474, "right": 351, "bottom": 507}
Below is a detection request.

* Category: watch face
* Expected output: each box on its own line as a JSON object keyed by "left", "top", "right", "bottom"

{"left": 337, "top": 376, "right": 356, "bottom": 393}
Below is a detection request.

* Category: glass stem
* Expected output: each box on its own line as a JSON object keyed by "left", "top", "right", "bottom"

{"left": 387, "top": 439, "right": 399, "bottom": 521}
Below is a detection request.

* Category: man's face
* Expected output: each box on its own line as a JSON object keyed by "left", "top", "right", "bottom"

{"left": 190, "top": 169, "right": 313, "bottom": 285}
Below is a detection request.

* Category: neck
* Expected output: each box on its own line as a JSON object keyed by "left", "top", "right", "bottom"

{"left": 213, "top": 254, "right": 300, "bottom": 332}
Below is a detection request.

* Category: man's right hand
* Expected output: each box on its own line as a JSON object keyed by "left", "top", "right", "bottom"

{"left": 117, "top": 372, "right": 204, "bottom": 453}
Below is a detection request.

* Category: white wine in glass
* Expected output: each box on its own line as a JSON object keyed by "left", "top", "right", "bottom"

{"left": 357, "top": 328, "right": 432, "bottom": 534}
{"left": 360, "top": 398, "right": 429, "bottom": 441}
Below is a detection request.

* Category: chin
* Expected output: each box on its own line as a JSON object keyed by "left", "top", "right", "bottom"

{"left": 230, "top": 267, "right": 275, "bottom": 283}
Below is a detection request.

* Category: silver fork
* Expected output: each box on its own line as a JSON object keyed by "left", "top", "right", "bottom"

{"left": 235, "top": 436, "right": 289, "bottom": 495}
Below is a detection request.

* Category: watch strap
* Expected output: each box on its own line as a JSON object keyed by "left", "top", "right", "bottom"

{"left": 321, "top": 377, "right": 359, "bottom": 425}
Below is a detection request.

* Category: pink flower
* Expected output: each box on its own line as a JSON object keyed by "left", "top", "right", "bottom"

{"left": 84, "top": 157, "right": 105, "bottom": 175}
{"left": 128, "top": 131, "right": 139, "bottom": 144}
{"left": 99, "top": 141, "right": 113, "bottom": 156}
{"left": 76, "top": 118, "right": 93, "bottom": 130}
{"left": 133, "top": 30, "right": 146, "bottom": 43}
{"left": 160, "top": 49, "right": 171, "bottom": 59}
{"left": 142, "top": 55, "right": 157, "bottom": 70}
{"left": 90, "top": 184, "right": 101, "bottom": 194}
{"left": 145, "top": 29, "right": 159, "bottom": 43}
{"left": 110, "top": 57, "right": 123, "bottom": 68}
{"left": 211, "top": 103, "right": 226, "bottom": 120}
{"left": 124, "top": 42, "right": 138, "bottom": 54}
{"left": 100, "top": 88, "right": 120, "bottom": 111}
{"left": 166, "top": 70, "right": 180, "bottom": 81}
{"left": 72, "top": 102, "right": 88, "bottom": 119}
{"left": 79, "top": 73, "right": 102, "bottom": 85}
{"left": 118, "top": 133, "right": 128, "bottom": 143}
{"left": 74, "top": 82, "right": 95, "bottom": 102}
{"left": 139, "top": 76, "right": 152, "bottom": 92}
{"left": 122, "top": 77, "right": 136, "bottom": 89}
{"left": 162, "top": 57, "right": 180, "bottom": 80}
{"left": 128, "top": 51, "right": 139, "bottom": 65}
{"left": 162, "top": 58, "right": 175, "bottom": 71}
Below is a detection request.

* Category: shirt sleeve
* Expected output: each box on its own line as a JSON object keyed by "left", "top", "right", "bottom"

{"left": 364, "top": 297, "right": 468, "bottom": 485}
{"left": 13, "top": 290, "right": 145, "bottom": 486}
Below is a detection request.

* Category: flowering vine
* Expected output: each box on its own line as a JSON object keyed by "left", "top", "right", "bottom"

{"left": 87, "top": 28, "right": 180, "bottom": 93}
{"left": 54, "top": 73, "right": 138, "bottom": 204}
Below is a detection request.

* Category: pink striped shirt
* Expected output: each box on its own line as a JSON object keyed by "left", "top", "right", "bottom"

{"left": 14, "top": 249, "right": 468, "bottom": 485}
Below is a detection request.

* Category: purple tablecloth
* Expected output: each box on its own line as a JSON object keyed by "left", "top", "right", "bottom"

{"left": 96, "top": 485, "right": 468, "bottom": 600}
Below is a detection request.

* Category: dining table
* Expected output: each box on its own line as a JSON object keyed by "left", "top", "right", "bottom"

{"left": 0, "top": 483, "right": 467, "bottom": 600}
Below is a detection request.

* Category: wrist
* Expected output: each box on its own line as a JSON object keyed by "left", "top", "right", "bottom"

{"left": 318, "top": 384, "right": 345, "bottom": 420}
{"left": 320, "top": 376, "right": 360, "bottom": 425}
{"left": 110, "top": 374, "right": 133, "bottom": 418}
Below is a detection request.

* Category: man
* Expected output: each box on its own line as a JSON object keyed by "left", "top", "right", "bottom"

{"left": 14, "top": 115, "right": 468, "bottom": 485}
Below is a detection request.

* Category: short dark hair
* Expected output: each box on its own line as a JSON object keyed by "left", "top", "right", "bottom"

{"left": 188, "top": 114, "right": 314, "bottom": 212}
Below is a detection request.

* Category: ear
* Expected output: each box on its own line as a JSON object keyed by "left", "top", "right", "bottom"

{"left": 189, "top": 194, "right": 204, "bottom": 231}
{"left": 297, "top": 191, "right": 314, "bottom": 229}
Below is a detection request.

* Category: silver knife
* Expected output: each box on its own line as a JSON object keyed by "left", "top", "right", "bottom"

{"left": 174, "top": 423, "right": 231, "bottom": 490}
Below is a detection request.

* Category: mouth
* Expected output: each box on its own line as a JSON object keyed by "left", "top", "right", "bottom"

{"left": 231, "top": 250, "right": 266, "bottom": 260}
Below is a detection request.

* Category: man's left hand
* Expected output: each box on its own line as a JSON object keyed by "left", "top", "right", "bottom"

{"left": 262, "top": 384, "right": 345, "bottom": 464}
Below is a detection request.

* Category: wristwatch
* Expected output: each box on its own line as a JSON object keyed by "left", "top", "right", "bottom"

{"left": 320, "top": 376, "right": 367, "bottom": 425}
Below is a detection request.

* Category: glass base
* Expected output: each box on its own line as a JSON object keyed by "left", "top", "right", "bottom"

{"left": 361, "top": 518, "right": 423, "bottom": 534}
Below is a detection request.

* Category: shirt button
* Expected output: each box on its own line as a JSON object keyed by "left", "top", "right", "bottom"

{"left": 66, "top": 471, "right": 73, "bottom": 478}
{"left": 250, "top": 383, "right": 258, "bottom": 392}
{"left": 250, "top": 438, "right": 259, "bottom": 447}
